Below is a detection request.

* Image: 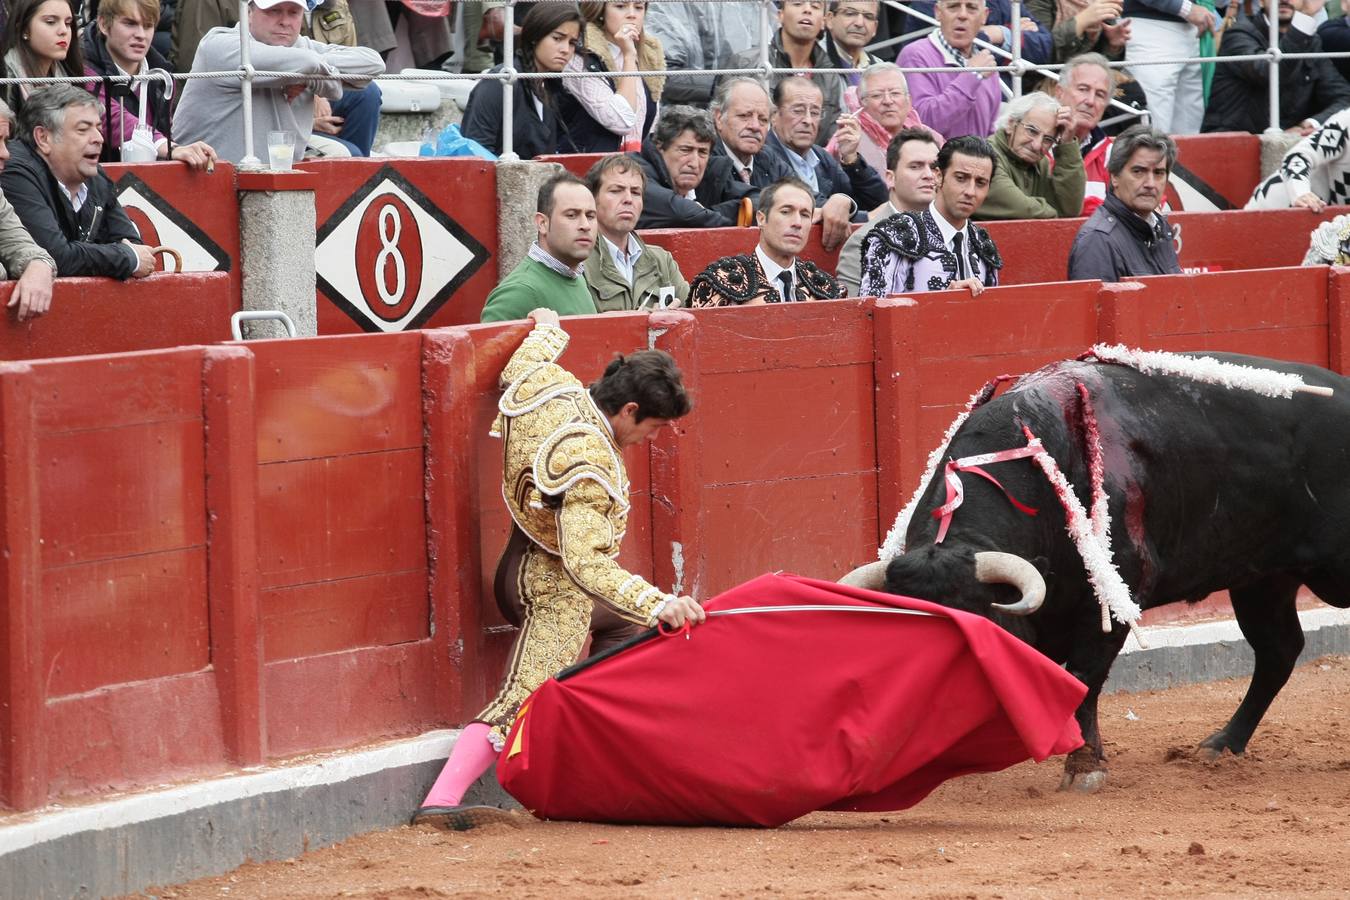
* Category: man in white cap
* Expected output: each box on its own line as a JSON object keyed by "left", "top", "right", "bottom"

{"left": 174, "top": 0, "right": 385, "bottom": 164}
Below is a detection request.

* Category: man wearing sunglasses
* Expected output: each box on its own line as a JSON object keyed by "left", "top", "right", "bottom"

{"left": 975, "top": 91, "right": 1085, "bottom": 221}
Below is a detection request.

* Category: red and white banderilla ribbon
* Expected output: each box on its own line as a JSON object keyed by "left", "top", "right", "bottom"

{"left": 933, "top": 440, "right": 1043, "bottom": 543}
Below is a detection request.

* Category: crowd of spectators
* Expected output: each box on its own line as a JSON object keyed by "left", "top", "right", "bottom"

{"left": 2, "top": 0, "right": 1350, "bottom": 323}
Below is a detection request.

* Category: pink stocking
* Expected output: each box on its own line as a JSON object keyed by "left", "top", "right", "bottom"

{"left": 420, "top": 722, "right": 498, "bottom": 808}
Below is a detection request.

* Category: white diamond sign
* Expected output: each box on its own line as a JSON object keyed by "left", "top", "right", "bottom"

{"left": 115, "top": 176, "right": 231, "bottom": 272}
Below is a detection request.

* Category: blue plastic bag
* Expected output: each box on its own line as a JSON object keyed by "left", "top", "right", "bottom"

{"left": 421, "top": 123, "right": 498, "bottom": 161}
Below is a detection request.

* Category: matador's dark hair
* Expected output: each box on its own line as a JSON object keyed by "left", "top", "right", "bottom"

{"left": 589, "top": 350, "right": 692, "bottom": 422}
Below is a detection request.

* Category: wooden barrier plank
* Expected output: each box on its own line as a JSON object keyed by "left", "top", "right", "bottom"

{"left": 261, "top": 570, "right": 428, "bottom": 662}
{"left": 252, "top": 332, "right": 423, "bottom": 464}
{"left": 873, "top": 298, "right": 920, "bottom": 540}
{"left": 28, "top": 348, "right": 202, "bottom": 433}
{"left": 202, "top": 346, "right": 265, "bottom": 765}
{"left": 38, "top": 419, "right": 207, "bottom": 568}
{"left": 677, "top": 299, "right": 874, "bottom": 374}
{"left": 44, "top": 671, "right": 228, "bottom": 798}
{"left": 649, "top": 311, "right": 705, "bottom": 598}
{"left": 42, "top": 549, "right": 210, "bottom": 697}
{"left": 1137, "top": 267, "right": 1327, "bottom": 337}
{"left": 0, "top": 363, "right": 45, "bottom": 810}
{"left": 256, "top": 448, "right": 427, "bottom": 589}
{"left": 1330, "top": 266, "right": 1350, "bottom": 374}
{"left": 906, "top": 284, "right": 1100, "bottom": 360}
{"left": 698, "top": 365, "right": 876, "bottom": 483}
{"left": 264, "top": 642, "right": 438, "bottom": 758}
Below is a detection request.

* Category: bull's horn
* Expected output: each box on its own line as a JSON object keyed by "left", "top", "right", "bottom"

{"left": 839, "top": 560, "right": 888, "bottom": 592}
{"left": 975, "top": 551, "right": 1046, "bottom": 616}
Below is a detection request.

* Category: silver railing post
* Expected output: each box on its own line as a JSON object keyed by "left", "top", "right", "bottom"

{"left": 238, "top": 0, "right": 260, "bottom": 166}
{"left": 1011, "top": 0, "right": 1023, "bottom": 98}
{"left": 760, "top": 0, "right": 774, "bottom": 75}
{"left": 501, "top": 0, "right": 518, "bottom": 161}
{"left": 1266, "top": 0, "right": 1280, "bottom": 133}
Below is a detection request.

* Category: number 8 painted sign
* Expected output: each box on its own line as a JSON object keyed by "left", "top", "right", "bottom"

{"left": 356, "top": 194, "right": 424, "bottom": 322}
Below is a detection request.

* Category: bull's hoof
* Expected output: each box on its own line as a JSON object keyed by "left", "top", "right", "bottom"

{"left": 1198, "top": 730, "right": 1245, "bottom": 761}
{"left": 1057, "top": 769, "right": 1107, "bottom": 793}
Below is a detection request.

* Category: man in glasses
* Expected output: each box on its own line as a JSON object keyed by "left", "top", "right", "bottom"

{"left": 975, "top": 92, "right": 1085, "bottom": 220}
{"left": 824, "top": 0, "right": 885, "bottom": 89}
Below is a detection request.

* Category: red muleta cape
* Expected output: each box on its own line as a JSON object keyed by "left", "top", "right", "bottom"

{"left": 496, "top": 573, "right": 1085, "bottom": 827}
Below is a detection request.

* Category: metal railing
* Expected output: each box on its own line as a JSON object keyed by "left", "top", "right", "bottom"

{"left": 1, "top": 0, "right": 1340, "bottom": 162}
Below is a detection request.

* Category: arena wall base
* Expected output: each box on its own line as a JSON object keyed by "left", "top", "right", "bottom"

{"left": 0, "top": 730, "right": 518, "bottom": 900}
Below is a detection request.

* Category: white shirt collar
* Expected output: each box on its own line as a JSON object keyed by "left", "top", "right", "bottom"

{"left": 929, "top": 200, "right": 965, "bottom": 247}
{"left": 59, "top": 181, "right": 90, "bottom": 212}
{"left": 755, "top": 244, "right": 793, "bottom": 296}
{"left": 722, "top": 140, "right": 753, "bottom": 173}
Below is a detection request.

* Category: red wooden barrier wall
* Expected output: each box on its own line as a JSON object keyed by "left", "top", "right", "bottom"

{"left": 0, "top": 273, "right": 235, "bottom": 361}
{"left": 7, "top": 265, "right": 1350, "bottom": 811}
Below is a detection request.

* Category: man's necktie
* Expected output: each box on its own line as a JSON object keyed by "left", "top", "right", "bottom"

{"left": 953, "top": 232, "right": 968, "bottom": 280}
{"left": 738, "top": 166, "right": 751, "bottom": 184}
{"left": 776, "top": 270, "right": 793, "bottom": 303}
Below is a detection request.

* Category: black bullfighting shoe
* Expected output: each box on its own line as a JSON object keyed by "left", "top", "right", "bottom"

{"left": 410, "top": 804, "right": 522, "bottom": 831}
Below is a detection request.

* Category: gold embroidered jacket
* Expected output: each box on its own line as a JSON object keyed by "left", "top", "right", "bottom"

{"left": 490, "top": 323, "right": 672, "bottom": 625}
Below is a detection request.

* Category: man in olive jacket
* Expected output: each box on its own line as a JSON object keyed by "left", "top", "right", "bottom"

{"left": 585, "top": 155, "right": 689, "bottom": 311}
{"left": 976, "top": 92, "right": 1085, "bottom": 221}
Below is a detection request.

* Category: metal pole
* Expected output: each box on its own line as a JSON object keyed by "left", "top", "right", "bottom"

{"left": 1267, "top": 0, "right": 1280, "bottom": 133}
{"left": 238, "top": 0, "right": 260, "bottom": 166}
{"left": 760, "top": 0, "right": 773, "bottom": 74}
{"left": 501, "top": 0, "right": 518, "bottom": 161}
{"left": 1011, "top": 0, "right": 1023, "bottom": 98}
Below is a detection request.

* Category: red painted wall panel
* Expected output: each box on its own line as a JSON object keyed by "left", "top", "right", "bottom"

{"left": 42, "top": 549, "right": 211, "bottom": 697}
{"left": 302, "top": 159, "right": 499, "bottom": 334}
{"left": 1169, "top": 133, "right": 1262, "bottom": 209}
{"left": 262, "top": 570, "right": 429, "bottom": 662}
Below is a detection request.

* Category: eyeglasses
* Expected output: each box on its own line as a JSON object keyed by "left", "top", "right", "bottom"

{"left": 1017, "top": 120, "right": 1058, "bottom": 147}
{"left": 862, "top": 89, "right": 908, "bottom": 102}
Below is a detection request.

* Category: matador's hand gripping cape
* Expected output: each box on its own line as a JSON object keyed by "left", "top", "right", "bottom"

{"left": 490, "top": 323, "right": 674, "bottom": 626}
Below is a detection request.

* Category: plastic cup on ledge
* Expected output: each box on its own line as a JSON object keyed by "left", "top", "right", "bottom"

{"left": 267, "top": 130, "right": 295, "bottom": 171}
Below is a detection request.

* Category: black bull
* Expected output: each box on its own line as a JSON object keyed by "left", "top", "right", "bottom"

{"left": 847, "top": 352, "right": 1350, "bottom": 791}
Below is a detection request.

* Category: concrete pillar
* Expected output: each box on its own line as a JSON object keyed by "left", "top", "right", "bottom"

{"left": 1258, "top": 129, "right": 1301, "bottom": 179}
{"left": 236, "top": 170, "right": 319, "bottom": 338}
{"left": 495, "top": 159, "right": 563, "bottom": 277}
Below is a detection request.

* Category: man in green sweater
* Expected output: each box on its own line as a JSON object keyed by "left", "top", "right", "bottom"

{"left": 480, "top": 173, "right": 600, "bottom": 323}
{"left": 975, "top": 92, "right": 1086, "bottom": 221}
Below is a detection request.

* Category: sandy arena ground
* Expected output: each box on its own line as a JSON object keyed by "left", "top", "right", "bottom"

{"left": 139, "top": 656, "right": 1350, "bottom": 899}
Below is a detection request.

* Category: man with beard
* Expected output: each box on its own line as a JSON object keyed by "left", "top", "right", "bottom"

{"left": 977, "top": 92, "right": 1084, "bottom": 220}
{"left": 583, "top": 154, "right": 689, "bottom": 312}
{"left": 836, "top": 128, "right": 939, "bottom": 295}
{"left": 633, "top": 105, "right": 754, "bottom": 229}
{"left": 1067, "top": 125, "right": 1181, "bottom": 282}
{"left": 761, "top": 77, "right": 888, "bottom": 250}
{"left": 711, "top": 78, "right": 794, "bottom": 189}
{"left": 688, "top": 177, "right": 846, "bottom": 306}
{"left": 858, "top": 135, "right": 1003, "bottom": 296}
{"left": 1055, "top": 54, "right": 1116, "bottom": 215}
{"left": 481, "top": 173, "right": 599, "bottom": 322}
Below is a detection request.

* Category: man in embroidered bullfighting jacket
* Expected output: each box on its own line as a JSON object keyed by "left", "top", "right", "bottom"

{"left": 688, "top": 177, "right": 848, "bottom": 307}
{"left": 858, "top": 135, "right": 1003, "bottom": 298}
{"left": 412, "top": 307, "right": 705, "bottom": 831}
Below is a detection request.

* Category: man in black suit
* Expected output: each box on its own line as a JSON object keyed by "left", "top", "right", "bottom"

{"left": 631, "top": 105, "right": 755, "bottom": 229}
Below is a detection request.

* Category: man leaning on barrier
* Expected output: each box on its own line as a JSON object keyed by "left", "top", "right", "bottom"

{"left": 0, "top": 99, "right": 56, "bottom": 321}
{"left": 412, "top": 305, "right": 703, "bottom": 832}
{"left": 0, "top": 85, "right": 154, "bottom": 281}
{"left": 173, "top": 0, "right": 385, "bottom": 164}
{"left": 632, "top": 105, "right": 755, "bottom": 229}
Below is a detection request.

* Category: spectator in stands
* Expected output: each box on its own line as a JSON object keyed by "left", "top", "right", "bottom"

{"left": 0, "top": 98, "right": 57, "bottom": 321}
{"left": 1246, "top": 107, "right": 1350, "bottom": 211}
{"left": 1, "top": 85, "right": 155, "bottom": 280}
{"left": 898, "top": 0, "right": 1002, "bottom": 141}
{"left": 896, "top": 0, "right": 1053, "bottom": 69}
{"left": 858, "top": 134, "right": 1003, "bottom": 296}
{"left": 728, "top": 0, "right": 845, "bottom": 144}
{"left": 173, "top": 0, "right": 360, "bottom": 75}
{"left": 459, "top": 4, "right": 588, "bottom": 159}
{"left": 978, "top": 92, "right": 1085, "bottom": 220}
{"left": 711, "top": 77, "right": 794, "bottom": 188}
{"left": 827, "top": 62, "right": 942, "bottom": 177}
{"left": 632, "top": 105, "right": 754, "bottom": 229}
{"left": 1025, "top": 0, "right": 1131, "bottom": 63}
{"left": 174, "top": 0, "right": 384, "bottom": 163}
{"left": 1203, "top": 0, "right": 1350, "bottom": 135}
{"left": 1068, "top": 125, "right": 1181, "bottom": 281}
{"left": 689, "top": 177, "right": 846, "bottom": 306}
{"left": 1123, "top": 0, "right": 1222, "bottom": 135}
{"left": 82, "top": 0, "right": 217, "bottom": 167}
{"left": 583, "top": 154, "right": 689, "bottom": 310}
{"left": 1, "top": 0, "right": 86, "bottom": 119}
{"left": 644, "top": 0, "right": 760, "bottom": 106}
{"left": 1057, "top": 53, "right": 1116, "bottom": 215}
{"left": 836, "top": 127, "right": 940, "bottom": 294}
{"left": 761, "top": 76, "right": 887, "bottom": 250}
{"left": 824, "top": 0, "right": 885, "bottom": 89}
{"left": 558, "top": 1, "right": 666, "bottom": 153}
{"left": 481, "top": 173, "right": 599, "bottom": 322}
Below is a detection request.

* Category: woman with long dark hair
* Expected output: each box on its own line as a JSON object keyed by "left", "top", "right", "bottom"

{"left": 461, "top": 3, "right": 588, "bottom": 159}
{"left": 556, "top": 0, "right": 664, "bottom": 154}
{"left": 1, "top": 0, "right": 87, "bottom": 118}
